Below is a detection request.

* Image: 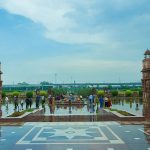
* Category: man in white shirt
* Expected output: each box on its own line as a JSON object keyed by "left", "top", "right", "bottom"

{"left": 5, "top": 96, "right": 9, "bottom": 107}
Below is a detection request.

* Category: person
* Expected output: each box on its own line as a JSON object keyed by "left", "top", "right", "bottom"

{"left": 50, "top": 97, "right": 55, "bottom": 114}
{"left": 95, "top": 95, "right": 99, "bottom": 106}
{"left": 20, "top": 98, "right": 24, "bottom": 110}
{"left": 107, "top": 97, "right": 112, "bottom": 108}
{"left": 80, "top": 95, "right": 83, "bottom": 101}
{"left": 48, "top": 94, "right": 52, "bottom": 105}
{"left": 99, "top": 96, "right": 104, "bottom": 109}
{"left": 25, "top": 97, "right": 29, "bottom": 109}
{"left": 5, "top": 96, "right": 9, "bottom": 107}
{"left": 36, "top": 95, "right": 40, "bottom": 108}
{"left": 68, "top": 94, "right": 73, "bottom": 105}
{"left": 52, "top": 97, "right": 55, "bottom": 106}
{"left": 28, "top": 97, "right": 32, "bottom": 109}
{"left": 41, "top": 95, "right": 46, "bottom": 108}
{"left": 104, "top": 96, "right": 108, "bottom": 107}
{"left": 88, "top": 94, "right": 93, "bottom": 105}
{"left": 14, "top": 96, "right": 19, "bottom": 111}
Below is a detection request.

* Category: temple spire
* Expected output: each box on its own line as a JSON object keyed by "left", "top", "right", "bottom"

{"left": 142, "top": 49, "right": 150, "bottom": 116}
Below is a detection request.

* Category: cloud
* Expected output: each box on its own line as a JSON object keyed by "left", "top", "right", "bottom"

{"left": 0, "top": 0, "right": 124, "bottom": 45}
{"left": 1, "top": 0, "right": 149, "bottom": 47}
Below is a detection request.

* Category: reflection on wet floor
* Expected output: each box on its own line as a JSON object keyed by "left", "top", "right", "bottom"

{"left": 0, "top": 97, "right": 144, "bottom": 117}
{"left": 45, "top": 104, "right": 96, "bottom": 115}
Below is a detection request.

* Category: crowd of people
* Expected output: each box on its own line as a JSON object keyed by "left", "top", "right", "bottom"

{"left": 4, "top": 93, "right": 112, "bottom": 112}
{"left": 88, "top": 94, "right": 112, "bottom": 109}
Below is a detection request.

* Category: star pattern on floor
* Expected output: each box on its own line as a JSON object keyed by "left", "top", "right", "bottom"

{"left": 45, "top": 127, "right": 94, "bottom": 139}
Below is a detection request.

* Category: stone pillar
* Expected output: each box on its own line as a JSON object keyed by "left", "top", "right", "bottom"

{"left": 0, "top": 62, "right": 3, "bottom": 117}
{"left": 142, "top": 49, "right": 150, "bottom": 116}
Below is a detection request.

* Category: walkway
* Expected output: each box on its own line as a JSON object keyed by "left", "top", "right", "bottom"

{"left": 0, "top": 122, "right": 150, "bottom": 150}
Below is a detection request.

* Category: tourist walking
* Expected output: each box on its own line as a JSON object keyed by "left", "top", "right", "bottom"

{"left": 41, "top": 95, "right": 46, "bottom": 108}
{"left": 25, "top": 97, "right": 29, "bottom": 109}
{"left": 5, "top": 96, "right": 9, "bottom": 107}
{"left": 48, "top": 94, "right": 52, "bottom": 105}
{"left": 68, "top": 94, "right": 73, "bottom": 105}
{"left": 36, "top": 95, "right": 40, "bottom": 108}
{"left": 107, "top": 97, "right": 112, "bottom": 108}
{"left": 95, "top": 95, "right": 99, "bottom": 106}
{"left": 14, "top": 96, "right": 19, "bottom": 111}
{"left": 80, "top": 95, "right": 83, "bottom": 101}
{"left": 28, "top": 97, "right": 32, "bottom": 109}
{"left": 49, "top": 97, "right": 55, "bottom": 114}
{"left": 99, "top": 96, "right": 104, "bottom": 109}
{"left": 88, "top": 94, "right": 93, "bottom": 105}
{"left": 104, "top": 96, "right": 108, "bottom": 107}
{"left": 20, "top": 98, "right": 24, "bottom": 110}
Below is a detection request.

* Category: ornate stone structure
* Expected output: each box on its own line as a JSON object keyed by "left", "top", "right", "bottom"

{"left": 0, "top": 62, "right": 2, "bottom": 117}
{"left": 142, "top": 49, "right": 150, "bottom": 116}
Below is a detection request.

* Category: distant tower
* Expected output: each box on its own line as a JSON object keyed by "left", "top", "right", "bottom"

{"left": 142, "top": 49, "right": 150, "bottom": 116}
{"left": 0, "top": 62, "right": 3, "bottom": 116}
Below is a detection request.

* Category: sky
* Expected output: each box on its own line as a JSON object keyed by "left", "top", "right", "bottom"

{"left": 0, "top": 0, "right": 149, "bottom": 84}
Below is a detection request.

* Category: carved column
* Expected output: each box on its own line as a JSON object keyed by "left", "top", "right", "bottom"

{"left": 142, "top": 49, "right": 150, "bottom": 116}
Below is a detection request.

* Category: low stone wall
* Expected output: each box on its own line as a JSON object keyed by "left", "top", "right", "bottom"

{"left": 0, "top": 109, "right": 146, "bottom": 122}
{"left": 0, "top": 108, "right": 44, "bottom": 122}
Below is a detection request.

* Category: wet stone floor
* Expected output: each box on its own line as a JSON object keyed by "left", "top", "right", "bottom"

{"left": 0, "top": 122, "right": 150, "bottom": 150}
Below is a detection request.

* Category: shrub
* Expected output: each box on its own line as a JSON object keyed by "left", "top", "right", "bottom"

{"left": 110, "top": 108, "right": 134, "bottom": 116}
{"left": 26, "top": 108, "right": 34, "bottom": 112}
{"left": 12, "top": 91, "right": 20, "bottom": 97}
{"left": 51, "top": 88, "right": 67, "bottom": 96}
{"left": 9, "top": 111, "right": 26, "bottom": 117}
{"left": 26, "top": 91, "right": 33, "bottom": 98}
{"left": 97, "top": 90, "right": 105, "bottom": 97}
{"left": 125, "top": 90, "right": 133, "bottom": 97}
{"left": 9, "top": 108, "right": 34, "bottom": 117}
{"left": 2, "top": 91, "right": 6, "bottom": 98}
{"left": 77, "top": 88, "right": 94, "bottom": 98}
{"left": 40, "top": 91, "right": 47, "bottom": 97}
{"left": 91, "top": 88, "right": 97, "bottom": 95}
{"left": 111, "top": 90, "right": 118, "bottom": 97}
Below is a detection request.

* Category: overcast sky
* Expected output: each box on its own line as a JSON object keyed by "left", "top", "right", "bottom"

{"left": 0, "top": 0, "right": 149, "bottom": 84}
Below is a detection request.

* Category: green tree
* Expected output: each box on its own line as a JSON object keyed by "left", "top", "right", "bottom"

{"left": 77, "top": 88, "right": 94, "bottom": 98}
{"left": 107, "top": 85, "right": 113, "bottom": 90}
{"left": 26, "top": 91, "right": 33, "bottom": 98}
{"left": 12, "top": 91, "right": 20, "bottom": 97}
{"left": 49, "top": 88, "right": 67, "bottom": 96}
{"left": 91, "top": 88, "right": 97, "bottom": 95}
{"left": 97, "top": 90, "right": 105, "bottom": 97}
{"left": 40, "top": 81, "right": 50, "bottom": 85}
{"left": 40, "top": 91, "right": 47, "bottom": 97}
{"left": 2, "top": 91, "right": 6, "bottom": 98}
{"left": 111, "top": 90, "right": 118, "bottom": 97}
{"left": 125, "top": 90, "right": 133, "bottom": 97}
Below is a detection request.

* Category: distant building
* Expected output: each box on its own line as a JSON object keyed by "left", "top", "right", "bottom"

{"left": 142, "top": 49, "right": 150, "bottom": 116}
